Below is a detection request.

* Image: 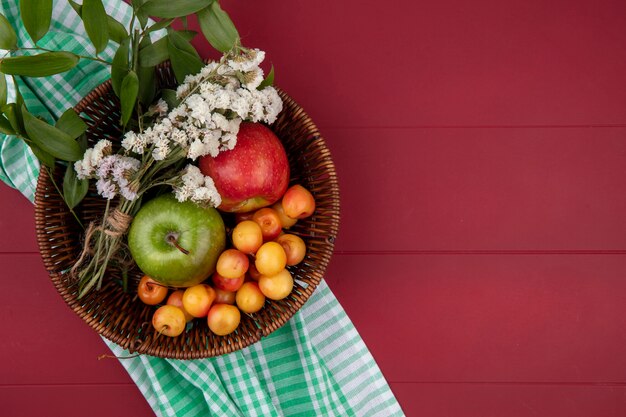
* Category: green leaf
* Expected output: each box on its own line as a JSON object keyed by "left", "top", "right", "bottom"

{"left": 120, "top": 71, "right": 139, "bottom": 126}
{"left": 257, "top": 65, "right": 275, "bottom": 90}
{"left": 139, "top": 37, "right": 168, "bottom": 67}
{"left": 160, "top": 89, "right": 180, "bottom": 109}
{"left": 56, "top": 109, "right": 87, "bottom": 139}
{"left": 22, "top": 107, "right": 83, "bottom": 161}
{"left": 69, "top": 1, "right": 128, "bottom": 45}
{"left": 197, "top": 2, "right": 238, "bottom": 52}
{"left": 29, "top": 143, "right": 56, "bottom": 168}
{"left": 0, "top": 52, "right": 79, "bottom": 77}
{"left": 0, "top": 114, "right": 14, "bottom": 135}
{"left": 2, "top": 104, "right": 22, "bottom": 135}
{"left": 83, "top": 0, "right": 109, "bottom": 54}
{"left": 20, "top": 0, "right": 52, "bottom": 44}
{"left": 111, "top": 37, "right": 130, "bottom": 97}
{"left": 14, "top": 79, "right": 25, "bottom": 131}
{"left": 77, "top": 133, "right": 89, "bottom": 153}
{"left": 132, "top": 0, "right": 150, "bottom": 28}
{"left": 68, "top": 0, "right": 82, "bottom": 15}
{"left": 0, "top": 13, "right": 17, "bottom": 49}
{"left": 139, "top": 30, "right": 196, "bottom": 67}
{"left": 107, "top": 16, "right": 128, "bottom": 44}
{"left": 138, "top": 65, "right": 155, "bottom": 106}
{"left": 167, "top": 30, "right": 203, "bottom": 83}
{"left": 141, "top": 0, "right": 213, "bottom": 18}
{"left": 0, "top": 74, "right": 6, "bottom": 107}
{"left": 63, "top": 163, "right": 89, "bottom": 209}
{"left": 145, "top": 18, "right": 175, "bottom": 34}
{"left": 138, "top": 37, "right": 156, "bottom": 105}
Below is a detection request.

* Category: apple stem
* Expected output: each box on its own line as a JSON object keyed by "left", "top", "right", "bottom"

{"left": 166, "top": 234, "right": 190, "bottom": 255}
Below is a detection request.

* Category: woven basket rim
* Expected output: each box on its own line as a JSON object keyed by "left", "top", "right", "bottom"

{"left": 34, "top": 69, "right": 340, "bottom": 358}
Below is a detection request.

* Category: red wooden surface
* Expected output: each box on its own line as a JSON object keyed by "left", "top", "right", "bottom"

{"left": 2, "top": 0, "right": 626, "bottom": 415}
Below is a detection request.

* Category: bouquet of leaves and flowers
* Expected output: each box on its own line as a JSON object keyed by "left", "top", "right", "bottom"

{"left": 0, "top": 0, "right": 281, "bottom": 297}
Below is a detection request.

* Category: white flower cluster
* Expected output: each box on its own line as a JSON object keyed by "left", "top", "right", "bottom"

{"left": 119, "top": 47, "right": 283, "bottom": 162}
{"left": 173, "top": 165, "right": 221, "bottom": 207}
{"left": 74, "top": 139, "right": 141, "bottom": 200}
{"left": 74, "top": 48, "right": 282, "bottom": 207}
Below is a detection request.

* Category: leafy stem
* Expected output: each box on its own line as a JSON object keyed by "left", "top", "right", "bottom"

{"left": 15, "top": 46, "right": 113, "bottom": 65}
{"left": 45, "top": 165, "right": 85, "bottom": 230}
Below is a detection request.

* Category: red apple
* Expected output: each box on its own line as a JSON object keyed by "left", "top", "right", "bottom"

{"left": 199, "top": 122, "right": 290, "bottom": 212}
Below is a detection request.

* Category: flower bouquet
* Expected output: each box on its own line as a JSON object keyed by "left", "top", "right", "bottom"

{"left": 2, "top": 0, "right": 339, "bottom": 357}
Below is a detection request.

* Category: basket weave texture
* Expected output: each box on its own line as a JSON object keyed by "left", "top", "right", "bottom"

{"left": 34, "top": 64, "right": 340, "bottom": 358}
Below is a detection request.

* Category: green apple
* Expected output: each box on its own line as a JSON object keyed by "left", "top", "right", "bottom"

{"left": 128, "top": 194, "right": 226, "bottom": 287}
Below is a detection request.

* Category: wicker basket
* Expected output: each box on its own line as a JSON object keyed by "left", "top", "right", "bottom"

{"left": 34, "top": 64, "right": 340, "bottom": 358}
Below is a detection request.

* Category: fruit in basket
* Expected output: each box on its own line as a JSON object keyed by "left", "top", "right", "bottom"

{"left": 207, "top": 304, "right": 241, "bottom": 336}
{"left": 276, "top": 234, "right": 307, "bottom": 266}
{"left": 166, "top": 290, "right": 194, "bottom": 322}
{"left": 281, "top": 185, "right": 316, "bottom": 219}
{"left": 272, "top": 202, "right": 298, "bottom": 229}
{"left": 137, "top": 275, "right": 169, "bottom": 305}
{"left": 128, "top": 195, "right": 226, "bottom": 287}
{"left": 259, "top": 269, "right": 294, "bottom": 301}
{"left": 199, "top": 122, "right": 290, "bottom": 212}
{"left": 216, "top": 249, "right": 250, "bottom": 278}
{"left": 212, "top": 271, "right": 245, "bottom": 292}
{"left": 255, "top": 241, "right": 287, "bottom": 276}
{"left": 183, "top": 284, "right": 216, "bottom": 318}
{"left": 231, "top": 220, "right": 264, "bottom": 254}
{"left": 214, "top": 288, "right": 236, "bottom": 305}
{"left": 152, "top": 305, "right": 186, "bottom": 337}
{"left": 247, "top": 262, "right": 262, "bottom": 281}
{"left": 252, "top": 208, "right": 283, "bottom": 241}
{"left": 236, "top": 282, "right": 266, "bottom": 313}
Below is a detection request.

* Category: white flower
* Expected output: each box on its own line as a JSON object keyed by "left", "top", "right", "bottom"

{"left": 176, "top": 83, "right": 191, "bottom": 99}
{"left": 149, "top": 99, "right": 168, "bottom": 117}
{"left": 90, "top": 139, "right": 112, "bottom": 167}
{"left": 250, "top": 101, "right": 265, "bottom": 122}
{"left": 187, "top": 94, "right": 212, "bottom": 125}
{"left": 221, "top": 133, "right": 237, "bottom": 151}
{"left": 170, "top": 128, "right": 188, "bottom": 146}
{"left": 214, "top": 89, "right": 233, "bottom": 110}
{"left": 75, "top": 149, "right": 95, "bottom": 179}
{"left": 201, "top": 131, "right": 221, "bottom": 157}
{"left": 200, "top": 62, "right": 219, "bottom": 78}
{"left": 173, "top": 165, "right": 222, "bottom": 207}
{"left": 119, "top": 184, "right": 138, "bottom": 201}
{"left": 109, "top": 155, "right": 140, "bottom": 177}
{"left": 96, "top": 155, "right": 117, "bottom": 178}
{"left": 243, "top": 69, "right": 264, "bottom": 90}
{"left": 121, "top": 130, "right": 149, "bottom": 154}
{"left": 96, "top": 178, "right": 116, "bottom": 199}
{"left": 187, "top": 139, "right": 206, "bottom": 160}
{"left": 182, "top": 165, "right": 205, "bottom": 187}
{"left": 228, "top": 49, "right": 265, "bottom": 72}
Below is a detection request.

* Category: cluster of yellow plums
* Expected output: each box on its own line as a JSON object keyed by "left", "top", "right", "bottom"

{"left": 137, "top": 184, "right": 316, "bottom": 337}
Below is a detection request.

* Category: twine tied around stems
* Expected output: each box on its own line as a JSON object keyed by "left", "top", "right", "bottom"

{"left": 70, "top": 207, "right": 133, "bottom": 280}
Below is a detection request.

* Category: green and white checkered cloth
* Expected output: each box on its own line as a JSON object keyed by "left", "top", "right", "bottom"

{"left": 0, "top": 1, "right": 404, "bottom": 416}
